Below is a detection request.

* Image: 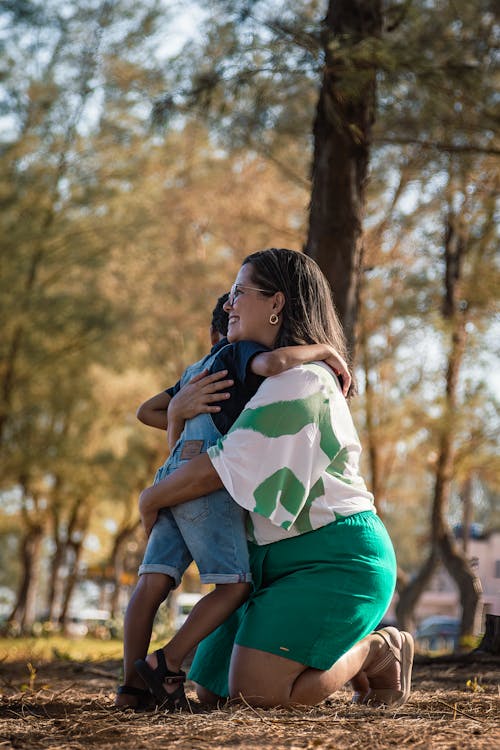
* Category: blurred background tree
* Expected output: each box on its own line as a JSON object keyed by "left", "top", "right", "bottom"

{"left": 0, "top": 0, "right": 498, "bottom": 639}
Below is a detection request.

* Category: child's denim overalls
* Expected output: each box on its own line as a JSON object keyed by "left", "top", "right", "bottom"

{"left": 139, "top": 346, "right": 252, "bottom": 586}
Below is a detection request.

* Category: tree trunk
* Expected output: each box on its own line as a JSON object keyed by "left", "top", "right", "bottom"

{"left": 47, "top": 538, "right": 65, "bottom": 623}
{"left": 8, "top": 523, "right": 44, "bottom": 632}
{"left": 461, "top": 476, "right": 473, "bottom": 555}
{"left": 109, "top": 533, "right": 127, "bottom": 620}
{"left": 359, "top": 311, "right": 381, "bottom": 509}
{"left": 57, "top": 499, "right": 91, "bottom": 628}
{"left": 395, "top": 549, "right": 438, "bottom": 632}
{"left": 47, "top": 493, "right": 65, "bottom": 623}
{"left": 437, "top": 218, "right": 482, "bottom": 640}
{"left": 108, "top": 519, "right": 141, "bottom": 619}
{"left": 306, "top": 0, "right": 382, "bottom": 353}
{"left": 59, "top": 540, "right": 84, "bottom": 628}
{"left": 439, "top": 530, "right": 483, "bottom": 646}
{"left": 396, "top": 211, "right": 482, "bottom": 640}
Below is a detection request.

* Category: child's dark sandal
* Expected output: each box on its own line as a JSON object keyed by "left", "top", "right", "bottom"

{"left": 134, "top": 649, "right": 188, "bottom": 711}
{"left": 116, "top": 684, "right": 153, "bottom": 710}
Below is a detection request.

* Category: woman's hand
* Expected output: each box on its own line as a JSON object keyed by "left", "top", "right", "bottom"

{"left": 168, "top": 369, "right": 234, "bottom": 421}
{"left": 323, "top": 348, "right": 351, "bottom": 396}
{"left": 138, "top": 455, "right": 222, "bottom": 532}
{"left": 139, "top": 486, "right": 158, "bottom": 537}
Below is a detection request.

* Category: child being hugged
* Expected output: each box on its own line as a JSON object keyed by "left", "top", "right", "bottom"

{"left": 116, "top": 292, "right": 350, "bottom": 710}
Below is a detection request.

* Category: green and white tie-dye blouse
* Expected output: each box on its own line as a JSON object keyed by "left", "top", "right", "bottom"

{"left": 207, "top": 362, "right": 375, "bottom": 545}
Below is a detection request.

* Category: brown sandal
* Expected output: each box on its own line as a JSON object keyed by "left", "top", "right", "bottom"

{"left": 363, "top": 627, "right": 414, "bottom": 707}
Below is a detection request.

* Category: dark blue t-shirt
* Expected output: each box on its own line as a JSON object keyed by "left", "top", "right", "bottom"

{"left": 166, "top": 338, "right": 269, "bottom": 435}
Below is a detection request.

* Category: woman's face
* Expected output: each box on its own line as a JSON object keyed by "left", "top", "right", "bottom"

{"left": 224, "top": 263, "right": 283, "bottom": 347}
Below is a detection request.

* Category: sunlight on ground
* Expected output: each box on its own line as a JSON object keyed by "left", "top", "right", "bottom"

{"left": 0, "top": 636, "right": 134, "bottom": 663}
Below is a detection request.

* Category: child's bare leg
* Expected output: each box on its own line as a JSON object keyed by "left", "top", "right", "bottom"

{"left": 145, "top": 582, "right": 250, "bottom": 691}
{"left": 115, "top": 572, "right": 174, "bottom": 706}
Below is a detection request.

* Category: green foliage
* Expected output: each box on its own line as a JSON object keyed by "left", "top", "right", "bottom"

{"left": 153, "top": 1, "right": 497, "bottom": 171}
{"left": 0, "top": 0, "right": 308, "bottom": 624}
{"left": 1, "top": 0, "right": 497, "bottom": 622}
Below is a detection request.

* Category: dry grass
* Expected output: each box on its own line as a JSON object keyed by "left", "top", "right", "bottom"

{"left": 0, "top": 656, "right": 498, "bottom": 749}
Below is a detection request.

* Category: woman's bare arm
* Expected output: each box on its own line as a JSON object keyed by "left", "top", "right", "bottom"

{"left": 139, "top": 453, "right": 222, "bottom": 536}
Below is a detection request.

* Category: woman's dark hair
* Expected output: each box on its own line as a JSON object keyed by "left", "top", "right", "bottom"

{"left": 243, "top": 248, "right": 356, "bottom": 395}
{"left": 211, "top": 292, "right": 229, "bottom": 337}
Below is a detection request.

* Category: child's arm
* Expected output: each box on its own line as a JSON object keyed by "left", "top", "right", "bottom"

{"left": 136, "top": 391, "right": 171, "bottom": 430}
{"left": 251, "top": 344, "right": 351, "bottom": 396}
{"left": 137, "top": 371, "right": 234, "bottom": 446}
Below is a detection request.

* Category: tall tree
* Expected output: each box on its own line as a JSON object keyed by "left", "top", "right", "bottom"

{"left": 306, "top": 0, "right": 382, "bottom": 350}
{"left": 0, "top": 0, "right": 168, "bottom": 630}
{"left": 394, "top": 154, "right": 498, "bottom": 638}
{"left": 151, "top": 0, "right": 496, "bottom": 353}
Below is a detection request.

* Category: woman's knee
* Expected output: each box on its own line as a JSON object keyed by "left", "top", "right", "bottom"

{"left": 228, "top": 645, "right": 304, "bottom": 707}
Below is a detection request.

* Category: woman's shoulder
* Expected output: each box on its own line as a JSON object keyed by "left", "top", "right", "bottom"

{"left": 255, "top": 362, "right": 339, "bottom": 403}
{"left": 274, "top": 361, "right": 338, "bottom": 388}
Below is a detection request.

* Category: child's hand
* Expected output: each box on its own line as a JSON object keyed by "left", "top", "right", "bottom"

{"left": 324, "top": 349, "right": 351, "bottom": 396}
{"left": 169, "top": 369, "right": 234, "bottom": 420}
{"left": 139, "top": 487, "right": 158, "bottom": 537}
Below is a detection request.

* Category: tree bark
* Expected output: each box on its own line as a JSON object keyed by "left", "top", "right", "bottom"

{"left": 306, "top": 0, "right": 382, "bottom": 353}
{"left": 108, "top": 521, "right": 141, "bottom": 619}
{"left": 59, "top": 539, "right": 84, "bottom": 628}
{"left": 57, "top": 499, "right": 90, "bottom": 627}
{"left": 438, "top": 217, "right": 482, "bottom": 641}
{"left": 461, "top": 476, "right": 473, "bottom": 555}
{"left": 396, "top": 549, "right": 438, "bottom": 632}
{"left": 8, "top": 522, "right": 44, "bottom": 632}
{"left": 439, "top": 529, "right": 483, "bottom": 646}
{"left": 47, "top": 536, "right": 65, "bottom": 623}
{"left": 47, "top": 481, "right": 65, "bottom": 623}
{"left": 359, "top": 312, "right": 381, "bottom": 509}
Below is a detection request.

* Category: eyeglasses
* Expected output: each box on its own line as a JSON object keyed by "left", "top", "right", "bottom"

{"left": 227, "top": 283, "right": 270, "bottom": 306}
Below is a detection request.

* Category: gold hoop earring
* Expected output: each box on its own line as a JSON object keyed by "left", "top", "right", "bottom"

{"left": 269, "top": 313, "right": 279, "bottom": 325}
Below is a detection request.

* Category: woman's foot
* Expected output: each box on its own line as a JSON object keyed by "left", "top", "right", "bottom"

{"left": 357, "top": 627, "right": 414, "bottom": 707}
{"left": 350, "top": 669, "right": 370, "bottom": 704}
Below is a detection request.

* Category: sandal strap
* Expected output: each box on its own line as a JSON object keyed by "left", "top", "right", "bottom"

{"left": 369, "top": 628, "right": 402, "bottom": 676}
{"left": 164, "top": 675, "right": 186, "bottom": 685}
{"left": 161, "top": 684, "right": 189, "bottom": 712}
{"left": 155, "top": 649, "right": 168, "bottom": 673}
{"left": 154, "top": 649, "right": 186, "bottom": 684}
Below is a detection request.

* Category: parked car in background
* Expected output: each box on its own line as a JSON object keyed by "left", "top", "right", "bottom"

{"left": 66, "top": 608, "right": 112, "bottom": 638}
{"left": 414, "top": 615, "right": 460, "bottom": 653}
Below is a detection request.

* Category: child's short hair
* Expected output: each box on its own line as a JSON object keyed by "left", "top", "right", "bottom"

{"left": 211, "top": 293, "right": 229, "bottom": 337}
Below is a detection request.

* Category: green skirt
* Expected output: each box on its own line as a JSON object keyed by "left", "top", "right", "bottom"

{"left": 189, "top": 511, "right": 396, "bottom": 698}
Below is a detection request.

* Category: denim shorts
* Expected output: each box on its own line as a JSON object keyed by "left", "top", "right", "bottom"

{"left": 138, "top": 350, "right": 252, "bottom": 588}
{"left": 138, "top": 487, "right": 252, "bottom": 587}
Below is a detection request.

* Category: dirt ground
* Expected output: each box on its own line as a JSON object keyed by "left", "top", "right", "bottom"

{"left": 0, "top": 656, "right": 498, "bottom": 750}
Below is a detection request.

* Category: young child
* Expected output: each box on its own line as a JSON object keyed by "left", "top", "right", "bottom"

{"left": 116, "top": 294, "right": 350, "bottom": 710}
